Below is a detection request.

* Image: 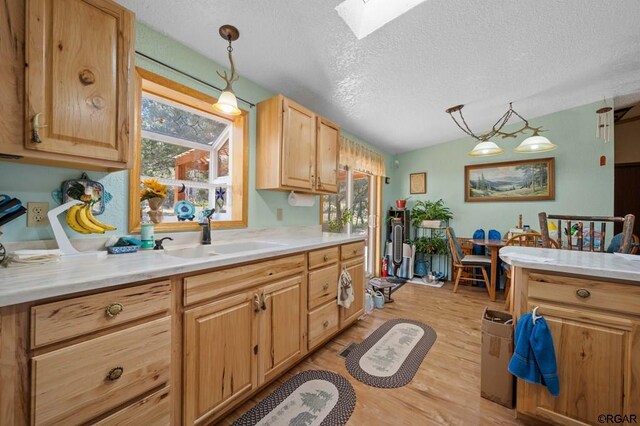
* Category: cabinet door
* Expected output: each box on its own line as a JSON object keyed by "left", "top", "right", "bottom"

{"left": 316, "top": 117, "right": 339, "bottom": 193}
{"left": 25, "top": 0, "right": 134, "bottom": 163}
{"left": 519, "top": 313, "right": 626, "bottom": 425}
{"left": 281, "top": 98, "right": 316, "bottom": 190}
{"left": 184, "top": 291, "right": 257, "bottom": 425}
{"left": 258, "top": 275, "right": 306, "bottom": 385}
{"left": 340, "top": 259, "right": 365, "bottom": 327}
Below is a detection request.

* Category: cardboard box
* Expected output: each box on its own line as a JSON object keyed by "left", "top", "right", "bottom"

{"left": 481, "top": 307, "right": 515, "bottom": 408}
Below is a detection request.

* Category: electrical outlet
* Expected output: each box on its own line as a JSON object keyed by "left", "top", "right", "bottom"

{"left": 27, "top": 202, "right": 50, "bottom": 227}
{"left": 276, "top": 208, "right": 283, "bottom": 221}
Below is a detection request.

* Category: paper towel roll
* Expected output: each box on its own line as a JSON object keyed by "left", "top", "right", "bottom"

{"left": 288, "top": 191, "right": 316, "bottom": 207}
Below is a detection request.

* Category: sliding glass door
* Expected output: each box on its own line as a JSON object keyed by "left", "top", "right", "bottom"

{"left": 322, "top": 168, "right": 379, "bottom": 274}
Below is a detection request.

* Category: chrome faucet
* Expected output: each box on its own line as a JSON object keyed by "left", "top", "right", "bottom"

{"left": 200, "top": 208, "right": 215, "bottom": 245}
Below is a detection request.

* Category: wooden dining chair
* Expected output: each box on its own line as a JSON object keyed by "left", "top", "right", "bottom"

{"left": 538, "top": 212, "right": 635, "bottom": 253}
{"left": 502, "top": 232, "right": 558, "bottom": 310}
{"left": 446, "top": 227, "right": 493, "bottom": 299}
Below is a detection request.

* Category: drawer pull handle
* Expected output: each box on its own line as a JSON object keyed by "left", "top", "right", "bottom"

{"left": 105, "top": 303, "right": 124, "bottom": 318}
{"left": 323, "top": 255, "right": 329, "bottom": 261}
{"left": 254, "top": 294, "right": 261, "bottom": 313}
{"left": 260, "top": 292, "right": 267, "bottom": 311}
{"left": 322, "top": 283, "right": 329, "bottom": 291}
{"left": 352, "top": 249, "right": 357, "bottom": 254}
{"left": 106, "top": 367, "right": 123, "bottom": 381}
{"left": 576, "top": 288, "right": 591, "bottom": 299}
{"left": 323, "top": 320, "right": 330, "bottom": 328}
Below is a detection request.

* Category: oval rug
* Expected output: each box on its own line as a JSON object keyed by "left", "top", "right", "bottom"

{"left": 232, "top": 370, "right": 356, "bottom": 426}
{"left": 345, "top": 318, "right": 437, "bottom": 388}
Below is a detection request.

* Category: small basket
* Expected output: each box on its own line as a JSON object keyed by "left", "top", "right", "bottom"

{"left": 107, "top": 245, "right": 139, "bottom": 255}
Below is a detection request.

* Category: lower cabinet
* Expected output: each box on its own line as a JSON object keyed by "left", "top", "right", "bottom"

{"left": 183, "top": 291, "right": 257, "bottom": 425}
{"left": 258, "top": 275, "right": 306, "bottom": 385}
{"left": 183, "top": 274, "right": 306, "bottom": 425}
{"left": 340, "top": 258, "right": 365, "bottom": 327}
{"left": 515, "top": 270, "right": 640, "bottom": 426}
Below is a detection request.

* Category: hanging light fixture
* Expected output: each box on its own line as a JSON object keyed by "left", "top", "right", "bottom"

{"left": 212, "top": 25, "right": 242, "bottom": 116}
{"left": 445, "top": 103, "right": 556, "bottom": 156}
{"left": 513, "top": 132, "right": 557, "bottom": 153}
{"left": 596, "top": 103, "right": 612, "bottom": 144}
{"left": 468, "top": 141, "right": 504, "bottom": 157}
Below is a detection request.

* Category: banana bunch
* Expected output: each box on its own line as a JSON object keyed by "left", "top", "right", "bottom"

{"left": 66, "top": 203, "right": 117, "bottom": 234}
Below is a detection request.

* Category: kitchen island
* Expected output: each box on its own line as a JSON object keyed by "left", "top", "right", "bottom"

{"left": 500, "top": 246, "right": 640, "bottom": 426}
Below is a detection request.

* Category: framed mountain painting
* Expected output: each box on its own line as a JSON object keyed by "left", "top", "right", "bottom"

{"left": 464, "top": 157, "right": 555, "bottom": 202}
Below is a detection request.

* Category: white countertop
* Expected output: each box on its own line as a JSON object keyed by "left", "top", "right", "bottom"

{"left": 0, "top": 231, "right": 365, "bottom": 307}
{"left": 500, "top": 246, "right": 640, "bottom": 283}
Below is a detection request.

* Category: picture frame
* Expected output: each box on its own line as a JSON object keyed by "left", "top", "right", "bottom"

{"left": 410, "top": 172, "right": 427, "bottom": 194}
{"left": 464, "top": 157, "right": 555, "bottom": 202}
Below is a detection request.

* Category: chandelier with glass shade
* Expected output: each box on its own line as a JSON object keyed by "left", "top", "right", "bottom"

{"left": 445, "top": 103, "right": 557, "bottom": 156}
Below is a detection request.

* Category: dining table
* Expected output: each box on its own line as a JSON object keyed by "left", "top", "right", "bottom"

{"left": 470, "top": 239, "right": 507, "bottom": 301}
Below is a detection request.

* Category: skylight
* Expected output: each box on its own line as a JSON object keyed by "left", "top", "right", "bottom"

{"left": 335, "top": 0, "right": 428, "bottom": 40}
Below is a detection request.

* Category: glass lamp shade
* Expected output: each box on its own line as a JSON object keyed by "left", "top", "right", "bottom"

{"left": 513, "top": 135, "right": 557, "bottom": 153}
{"left": 468, "top": 141, "right": 504, "bottom": 157}
{"left": 213, "top": 90, "right": 242, "bottom": 116}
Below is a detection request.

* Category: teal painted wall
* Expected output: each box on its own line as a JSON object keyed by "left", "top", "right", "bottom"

{"left": 390, "top": 101, "right": 615, "bottom": 238}
{"left": 0, "top": 23, "right": 391, "bottom": 242}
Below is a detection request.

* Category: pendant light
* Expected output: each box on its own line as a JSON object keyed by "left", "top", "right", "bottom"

{"left": 468, "top": 141, "right": 504, "bottom": 157}
{"left": 513, "top": 133, "right": 557, "bottom": 153}
{"left": 446, "top": 103, "right": 556, "bottom": 156}
{"left": 212, "top": 25, "right": 242, "bottom": 116}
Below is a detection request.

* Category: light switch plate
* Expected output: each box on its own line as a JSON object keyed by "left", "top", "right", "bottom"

{"left": 27, "top": 202, "right": 50, "bottom": 227}
{"left": 276, "top": 208, "right": 283, "bottom": 221}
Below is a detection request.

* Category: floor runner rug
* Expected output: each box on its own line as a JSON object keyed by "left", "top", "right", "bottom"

{"left": 345, "top": 318, "right": 437, "bottom": 388}
{"left": 232, "top": 370, "right": 356, "bottom": 425}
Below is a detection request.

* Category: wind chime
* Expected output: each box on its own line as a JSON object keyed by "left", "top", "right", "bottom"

{"left": 596, "top": 104, "right": 613, "bottom": 144}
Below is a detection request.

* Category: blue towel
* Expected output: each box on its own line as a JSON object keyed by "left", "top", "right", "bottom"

{"left": 508, "top": 312, "right": 560, "bottom": 397}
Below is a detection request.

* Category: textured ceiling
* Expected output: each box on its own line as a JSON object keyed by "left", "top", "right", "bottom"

{"left": 117, "top": 0, "right": 640, "bottom": 153}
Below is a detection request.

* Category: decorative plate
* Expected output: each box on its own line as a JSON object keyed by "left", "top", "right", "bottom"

{"left": 60, "top": 172, "right": 108, "bottom": 215}
{"left": 174, "top": 200, "right": 196, "bottom": 221}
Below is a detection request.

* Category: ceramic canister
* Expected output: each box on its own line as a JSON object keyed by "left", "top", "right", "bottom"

{"left": 140, "top": 223, "right": 154, "bottom": 250}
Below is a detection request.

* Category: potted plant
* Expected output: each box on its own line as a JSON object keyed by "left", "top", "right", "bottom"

{"left": 395, "top": 196, "right": 411, "bottom": 210}
{"left": 327, "top": 208, "right": 353, "bottom": 233}
{"left": 412, "top": 236, "right": 430, "bottom": 276}
{"left": 411, "top": 199, "right": 453, "bottom": 228}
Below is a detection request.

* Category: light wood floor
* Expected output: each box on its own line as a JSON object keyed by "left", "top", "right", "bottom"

{"left": 221, "top": 283, "right": 525, "bottom": 425}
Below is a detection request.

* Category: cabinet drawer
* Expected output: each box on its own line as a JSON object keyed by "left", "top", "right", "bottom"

{"left": 93, "top": 387, "right": 170, "bottom": 426}
{"left": 527, "top": 272, "right": 640, "bottom": 316}
{"left": 341, "top": 241, "right": 365, "bottom": 260}
{"left": 308, "top": 246, "right": 339, "bottom": 270}
{"left": 308, "top": 264, "right": 338, "bottom": 310}
{"left": 31, "top": 317, "right": 171, "bottom": 426}
{"left": 308, "top": 302, "right": 339, "bottom": 350}
{"left": 184, "top": 254, "right": 305, "bottom": 306}
{"left": 31, "top": 280, "right": 171, "bottom": 348}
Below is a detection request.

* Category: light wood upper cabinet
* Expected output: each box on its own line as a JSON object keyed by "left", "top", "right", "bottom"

{"left": 184, "top": 291, "right": 257, "bottom": 426}
{"left": 282, "top": 98, "right": 316, "bottom": 190}
{"left": 316, "top": 117, "right": 340, "bottom": 193}
{"left": 7, "top": 0, "right": 134, "bottom": 170}
{"left": 257, "top": 94, "right": 339, "bottom": 194}
{"left": 258, "top": 275, "right": 306, "bottom": 385}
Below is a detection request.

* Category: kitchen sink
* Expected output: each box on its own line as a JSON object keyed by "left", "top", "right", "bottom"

{"left": 163, "top": 241, "right": 287, "bottom": 259}
{"left": 211, "top": 241, "right": 286, "bottom": 254}
{"left": 162, "top": 245, "right": 219, "bottom": 259}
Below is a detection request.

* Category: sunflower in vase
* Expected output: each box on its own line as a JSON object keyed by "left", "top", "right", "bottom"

{"left": 141, "top": 178, "right": 168, "bottom": 223}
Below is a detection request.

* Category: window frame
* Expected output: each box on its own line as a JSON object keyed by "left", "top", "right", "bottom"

{"left": 128, "top": 68, "right": 248, "bottom": 232}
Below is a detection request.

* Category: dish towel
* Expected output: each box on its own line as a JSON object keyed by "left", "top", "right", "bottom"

{"left": 337, "top": 269, "right": 354, "bottom": 309}
{"left": 508, "top": 312, "right": 560, "bottom": 397}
